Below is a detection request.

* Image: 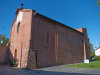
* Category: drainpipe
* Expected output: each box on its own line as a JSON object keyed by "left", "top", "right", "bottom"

{"left": 84, "top": 40, "right": 86, "bottom": 60}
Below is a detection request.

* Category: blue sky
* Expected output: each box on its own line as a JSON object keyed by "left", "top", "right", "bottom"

{"left": 0, "top": 0, "right": 100, "bottom": 48}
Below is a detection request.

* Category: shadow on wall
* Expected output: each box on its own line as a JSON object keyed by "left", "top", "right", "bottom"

{"left": 0, "top": 65, "right": 99, "bottom": 75}
{"left": 6, "top": 48, "right": 14, "bottom": 66}
{"left": 0, "top": 46, "right": 98, "bottom": 75}
{"left": 0, "top": 45, "right": 13, "bottom": 64}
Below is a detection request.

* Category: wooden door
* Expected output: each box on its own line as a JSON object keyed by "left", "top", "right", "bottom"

{"left": 14, "top": 49, "right": 17, "bottom": 59}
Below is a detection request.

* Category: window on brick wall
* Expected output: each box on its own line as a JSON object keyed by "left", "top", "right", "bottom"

{"left": 17, "top": 22, "right": 20, "bottom": 32}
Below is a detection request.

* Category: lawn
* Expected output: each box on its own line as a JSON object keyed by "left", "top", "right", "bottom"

{"left": 65, "top": 60, "right": 100, "bottom": 69}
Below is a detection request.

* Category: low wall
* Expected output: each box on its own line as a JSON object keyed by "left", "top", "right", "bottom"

{"left": 0, "top": 45, "right": 8, "bottom": 64}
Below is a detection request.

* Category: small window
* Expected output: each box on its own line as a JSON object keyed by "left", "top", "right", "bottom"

{"left": 17, "top": 22, "right": 20, "bottom": 32}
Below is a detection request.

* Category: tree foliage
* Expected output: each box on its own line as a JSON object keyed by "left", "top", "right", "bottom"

{"left": 90, "top": 43, "right": 95, "bottom": 57}
{"left": 94, "top": 56, "right": 100, "bottom": 60}
{"left": 96, "top": 0, "right": 100, "bottom": 7}
{"left": 90, "top": 43, "right": 94, "bottom": 52}
{"left": 0, "top": 34, "right": 9, "bottom": 46}
{"left": 91, "top": 51, "right": 95, "bottom": 58}
{"left": 96, "top": 0, "right": 100, "bottom": 16}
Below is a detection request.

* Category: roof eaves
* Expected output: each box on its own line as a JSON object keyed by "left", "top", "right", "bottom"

{"left": 35, "top": 12, "right": 84, "bottom": 35}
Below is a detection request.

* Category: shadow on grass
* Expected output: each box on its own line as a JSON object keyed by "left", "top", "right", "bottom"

{"left": 0, "top": 65, "right": 99, "bottom": 75}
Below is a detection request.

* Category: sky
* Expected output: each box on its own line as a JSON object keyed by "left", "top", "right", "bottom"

{"left": 0, "top": 0, "right": 100, "bottom": 48}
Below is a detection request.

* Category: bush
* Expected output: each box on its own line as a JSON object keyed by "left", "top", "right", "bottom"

{"left": 91, "top": 51, "right": 95, "bottom": 58}
{"left": 94, "top": 56, "right": 100, "bottom": 60}
{"left": 12, "top": 59, "right": 18, "bottom": 67}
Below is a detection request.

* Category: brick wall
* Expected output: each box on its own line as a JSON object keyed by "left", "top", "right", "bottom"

{"left": 10, "top": 9, "right": 33, "bottom": 68}
{"left": 30, "top": 13, "right": 56, "bottom": 68}
{"left": 29, "top": 12, "right": 86, "bottom": 68}
{"left": 27, "top": 50, "right": 36, "bottom": 69}
{"left": 10, "top": 9, "right": 90, "bottom": 69}
{"left": 0, "top": 46, "right": 8, "bottom": 64}
{"left": 55, "top": 26, "right": 84, "bottom": 65}
{"left": 77, "top": 28, "right": 90, "bottom": 60}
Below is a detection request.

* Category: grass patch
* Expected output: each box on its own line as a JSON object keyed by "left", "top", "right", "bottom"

{"left": 65, "top": 60, "right": 100, "bottom": 69}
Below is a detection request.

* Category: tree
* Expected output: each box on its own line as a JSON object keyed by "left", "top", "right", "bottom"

{"left": 96, "top": 0, "right": 100, "bottom": 7}
{"left": 0, "top": 34, "right": 9, "bottom": 46}
{"left": 90, "top": 43, "right": 94, "bottom": 52}
{"left": 96, "top": 0, "right": 100, "bottom": 15}
{"left": 90, "top": 43, "right": 95, "bottom": 57}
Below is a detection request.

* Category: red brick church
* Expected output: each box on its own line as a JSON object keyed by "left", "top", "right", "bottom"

{"left": 10, "top": 6, "right": 90, "bottom": 69}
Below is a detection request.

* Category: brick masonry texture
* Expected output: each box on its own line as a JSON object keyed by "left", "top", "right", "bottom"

{"left": 10, "top": 9, "right": 90, "bottom": 69}
{"left": 0, "top": 46, "right": 8, "bottom": 64}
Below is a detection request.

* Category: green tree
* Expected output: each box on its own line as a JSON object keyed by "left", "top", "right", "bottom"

{"left": 96, "top": 0, "right": 100, "bottom": 15}
{"left": 90, "top": 44, "right": 94, "bottom": 52}
{"left": 0, "top": 34, "right": 9, "bottom": 46}
{"left": 96, "top": 0, "right": 100, "bottom": 7}
{"left": 90, "top": 43, "right": 95, "bottom": 57}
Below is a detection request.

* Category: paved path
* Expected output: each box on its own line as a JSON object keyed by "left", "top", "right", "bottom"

{"left": 0, "top": 65, "right": 100, "bottom": 75}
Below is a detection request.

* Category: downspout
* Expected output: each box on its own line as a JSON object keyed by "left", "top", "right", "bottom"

{"left": 84, "top": 40, "right": 86, "bottom": 60}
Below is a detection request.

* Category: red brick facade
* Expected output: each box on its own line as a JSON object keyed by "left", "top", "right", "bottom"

{"left": 10, "top": 8, "right": 90, "bottom": 69}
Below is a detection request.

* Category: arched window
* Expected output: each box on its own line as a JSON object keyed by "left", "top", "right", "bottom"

{"left": 17, "top": 22, "right": 20, "bottom": 32}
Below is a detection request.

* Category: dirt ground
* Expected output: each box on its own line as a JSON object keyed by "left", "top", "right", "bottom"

{"left": 0, "top": 65, "right": 100, "bottom": 75}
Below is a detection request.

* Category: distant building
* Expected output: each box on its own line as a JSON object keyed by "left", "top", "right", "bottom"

{"left": 9, "top": 7, "right": 90, "bottom": 69}
{"left": 95, "top": 47, "right": 100, "bottom": 56}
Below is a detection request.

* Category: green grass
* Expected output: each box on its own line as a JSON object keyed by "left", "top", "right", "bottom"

{"left": 65, "top": 60, "right": 100, "bottom": 69}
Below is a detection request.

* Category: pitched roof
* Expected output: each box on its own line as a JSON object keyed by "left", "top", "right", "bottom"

{"left": 11, "top": 8, "right": 84, "bottom": 35}
{"left": 34, "top": 11, "right": 84, "bottom": 35}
